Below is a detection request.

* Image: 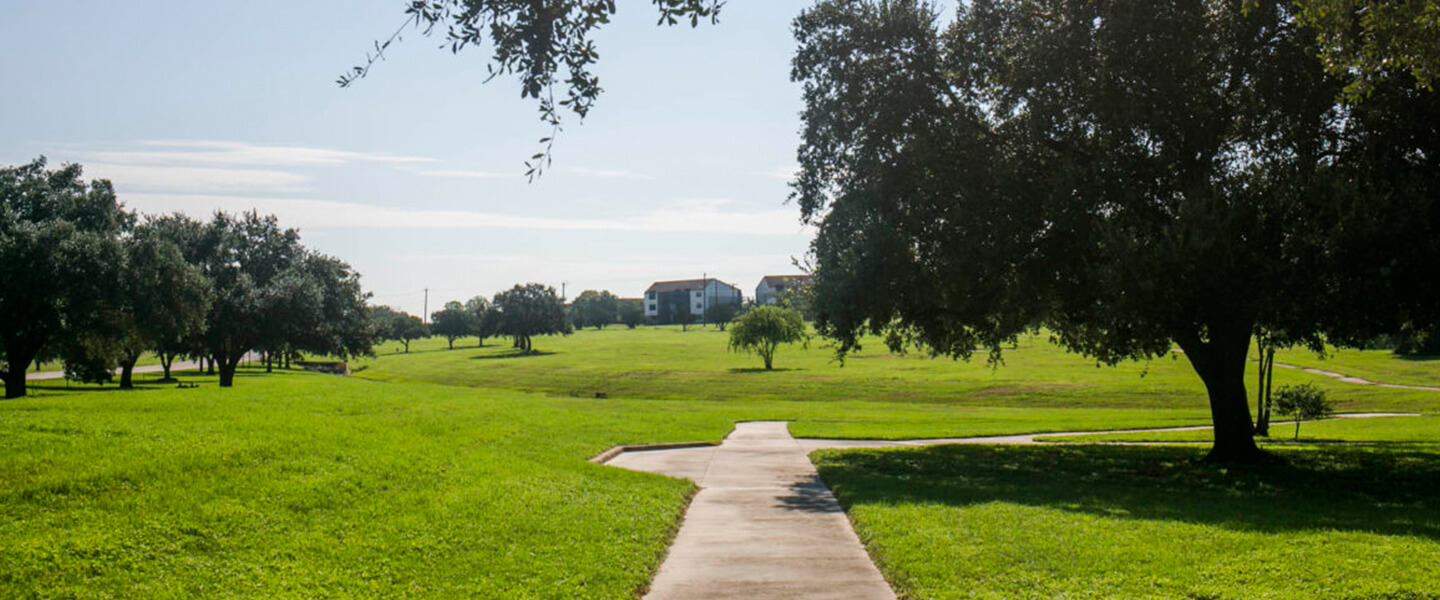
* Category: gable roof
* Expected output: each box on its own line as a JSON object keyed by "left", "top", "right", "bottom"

{"left": 759, "top": 274, "right": 812, "bottom": 288}
{"left": 646, "top": 278, "right": 740, "bottom": 294}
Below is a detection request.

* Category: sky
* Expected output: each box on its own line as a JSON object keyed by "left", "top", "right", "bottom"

{"left": 0, "top": 1, "right": 817, "bottom": 317}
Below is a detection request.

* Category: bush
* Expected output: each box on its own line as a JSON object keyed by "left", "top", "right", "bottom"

{"left": 1273, "top": 384, "right": 1334, "bottom": 440}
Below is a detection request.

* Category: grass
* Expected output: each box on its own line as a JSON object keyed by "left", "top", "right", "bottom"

{"left": 1037, "top": 415, "right": 1440, "bottom": 445}
{"left": 5, "top": 326, "right": 1440, "bottom": 597}
{"left": 1269, "top": 344, "right": 1440, "bottom": 388}
{"left": 354, "top": 327, "right": 1440, "bottom": 416}
{"left": 814, "top": 443, "right": 1440, "bottom": 599}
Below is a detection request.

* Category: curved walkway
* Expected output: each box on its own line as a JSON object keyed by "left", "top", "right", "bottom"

{"left": 603, "top": 413, "right": 1422, "bottom": 599}
{"left": 1269, "top": 361, "right": 1440, "bottom": 392}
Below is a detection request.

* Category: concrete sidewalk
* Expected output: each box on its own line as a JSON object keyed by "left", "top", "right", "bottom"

{"left": 607, "top": 421, "right": 897, "bottom": 600}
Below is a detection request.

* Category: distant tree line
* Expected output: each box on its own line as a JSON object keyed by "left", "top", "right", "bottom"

{"left": 0, "top": 158, "right": 374, "bottom": 397}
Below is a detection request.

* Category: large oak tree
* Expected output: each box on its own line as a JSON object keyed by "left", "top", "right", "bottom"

{"left": 792, "top": 0, "right": 1439, "bottom": 461}
{"left": 0, "top": 158, "right": 126, "bottom": 398}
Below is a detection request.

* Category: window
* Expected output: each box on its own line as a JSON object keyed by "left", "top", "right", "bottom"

{"left": 647, "top": 304, "right": 656, "bottom": 312}
{"left": 646, "top": 292, "right": 655, "bottom": 300}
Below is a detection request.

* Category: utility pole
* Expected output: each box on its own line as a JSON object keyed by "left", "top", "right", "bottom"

{"left": 702, "top": 272, "right": 708, "bottom": 325}
{"left": 561, "top": 282, "right": 567, "bottom": 302}
{"left": 423, "top": 287, "right": 429, "bottom": 324}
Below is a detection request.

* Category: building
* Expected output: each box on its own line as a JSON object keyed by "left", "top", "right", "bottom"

{"left": 644, "top": 278, "right": 743, "bottom": 324}
{"left": 755, "top": 275, "right": 812, "bottom": 306}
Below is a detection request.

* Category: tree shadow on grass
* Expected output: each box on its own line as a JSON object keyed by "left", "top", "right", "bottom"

{"left": 469, "top": 350, "right": 557, "bottom": 360}
{"left": 728, "top": 367, "right": 801, "bottom": 374}
{"left": 814, "top": 444, "right": 1440, "bottom": 541}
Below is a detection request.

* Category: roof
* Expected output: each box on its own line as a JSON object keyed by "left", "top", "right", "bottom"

{"left": 759, "top": 275, "right": 813, "bottom": 288}
{"left": 645, "top": 278, "right": 740, "bottom": 294}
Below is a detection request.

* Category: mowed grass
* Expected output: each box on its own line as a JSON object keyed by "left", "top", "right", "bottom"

{"left": 6, "top": 326, "right": 1440, "bottom": 598}
{"left": 1270, "top": 344, "right": 1440, "bottom": 388}
{"left": 815, "top": 443, "right": 1440, "bottom": 600}
{"left": 354, "top": 327, "right": 1440, "bottom": 416}
{"left": 1, "top": 372, "right": 736, "bottom": 599}
{"left": 1038, "top": 415, "right": 1440, "bottom": 445}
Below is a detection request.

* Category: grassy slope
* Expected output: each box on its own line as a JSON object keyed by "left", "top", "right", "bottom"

{"left": 8, "top": 327, "right": 1440, "bottom": 598}
{"left": 1269, "top": 345, "right": 1440, "bottom": 387}
{"left": 815, "top": 444, "right": 1440, "bottom": 600}
{"left": 355, "top": 327, "right": 1440, "bottom": 419}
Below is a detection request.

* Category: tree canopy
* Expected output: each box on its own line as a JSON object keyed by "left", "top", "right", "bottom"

{"left": 728, "top": 306, "right": 808, "bottom": 371}
{"left": 572, "top": 289, "right": 619, "bottom": 330}
{"left": 793, "top": 0, "right": 1440, "bottom": 461}
{"left": 371, "top": 306, "right": 429, "bottom": 353}
{"left": 493, "top": 283, "right": 571, "bottom": 353}
{"left": 0, "top": 158, "right": 127, "bottom": 398}
{"left": 431, "top": 300, "right": 474, "bottom": 349}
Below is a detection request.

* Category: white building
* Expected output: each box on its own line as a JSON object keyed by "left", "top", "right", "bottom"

{"left": 644, "top": 278, "right": 743, "bottom": 324}
{"left": 755, "top": 275, "right": 812, "bottom": 306}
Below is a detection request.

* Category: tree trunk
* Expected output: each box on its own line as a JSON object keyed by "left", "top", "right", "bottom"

{"left": 448, "top": 338, "right": 454, "bottom": 350}
{"left": 265, "top": 351, "right": 273, "bottom": 373}
{"left": 1176, "top": 328, "right": 1265, "bottom": 463}
{"left": 118, "top": 355, "right": 139, "bottom": 390}
{"left": 402, "top": 340, "right": 411, "bottom": 353}
{"left": 207, "top": 357, "right": 216, "bottom": 375}
{"left": 3, "top": 345, "right": 38, "bottom": 399}
{"left": 160, "top": 353, "right": 174, "bottom": 381}
{"left": 218, "top": 353, "right": 241, "bottom": 388}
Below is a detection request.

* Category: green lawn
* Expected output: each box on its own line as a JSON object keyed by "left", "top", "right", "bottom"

{"left": 815, "top": 443, "right": 1440, "bottom": 599}
{"left": 354, "top": 327, "right": 1440, "bottom": 415}
{"left": 1038, "top": 415, "right": 1440, "bottom": 445}
{"left": 5, "top": 326, "right": 1440, "bottom": 598}
{"left": 1270, "top": 344, "right": 1440, "bottom": 388}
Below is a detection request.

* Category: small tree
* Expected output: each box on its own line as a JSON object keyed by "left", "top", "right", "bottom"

{"left": 1273, "top": 384, "right": 1335, "bottom": 441}
{"left": 618, "top": 299, "right": 645, "bottom": 329}
{"left": 430, "top": 301, "right": 473, "bottom": 349}
{"left": 705, "top": 302, "right": 739, "bottom": 331}
{"left": 370, "top": 306, "right": 427, "bottom": 353}
{"left": 573, "top": 289, "right": 619, "bottom": 329}
{"left": 728, "top": 306, "right": 808, "bottom": 370}
{"left": 465, "top": 296, "right": 497, "bottom": 346}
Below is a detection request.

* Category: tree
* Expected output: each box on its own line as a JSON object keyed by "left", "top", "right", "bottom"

{"left": 493, "top": 283, "right": 571, "bottom": 353}
{"left": 431, "top": 300, "right": 473, "bottom": 349}
{"left": 573, "top": 289, "right": 619, "bottom": 330}
{"left": 671, "top": 298, "right": 694, "bottom": 332}
{"left": 1273, "top": 384, "right": 1334, "bottom": 440}
{"left": 728, "top": 306, "right": 808, "bottom": 370}
{"left": 792, "top": 0, "right": 1439, "bottom": 462}
{"left": 370, "top": 306, "right": 428, "bottom": 353}
{"left": 345, "top": 0, "right": 723, "bottom": 178}
{"left": 618, "top": 299, "right": 645, "bottom": 329}
{"left": 0, "top": 158, "right": 127, "bottom": 398}
{"left": 113, "top": 219, "right": 212, "bottom": 388}
{"left": 1295, "top": 0, "right": 1440, "bottom": 97}
{"left": 705, "top": 302, "right": 739, "bottom": 331}
{"left": 186, "top": 211, "right": 372, "bottom": 386}
{"left": 465, "top": 295, "right": 500, "bottom": 346}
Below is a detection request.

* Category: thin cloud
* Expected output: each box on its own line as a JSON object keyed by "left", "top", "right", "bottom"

{"left": 122, "top": 193, "right": 810, "bottom": 236}
{"left": 412, "top": 168, "right": 517, "bottom": 179}
{"left": 84, "top": 163, "right": 310, "bottom": 194}
{"left": 569, "top": 166, "right": 657, "bottom": 181}
{"left": 81, "top": 140, "right": 436, "bottom": 167}
{"left": 764, "top": 166, "right": 800, "bottom": 180}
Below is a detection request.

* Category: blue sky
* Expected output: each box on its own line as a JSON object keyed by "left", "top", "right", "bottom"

{"left": 0, "top": 1, "right": 815, "bottom": 316}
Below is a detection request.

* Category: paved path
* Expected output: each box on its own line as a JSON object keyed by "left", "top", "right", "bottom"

{"left": 26, "top": 361, "right": 198, "bottom": 381}
{"left": 603, "top": 413, "right": 1423, "bottom": 599}
{"left": 608, "top": 421, "right": 898, "bottom": 600}
{"left": 1269, "top": 361, "right": 1440, "bottom": 392}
